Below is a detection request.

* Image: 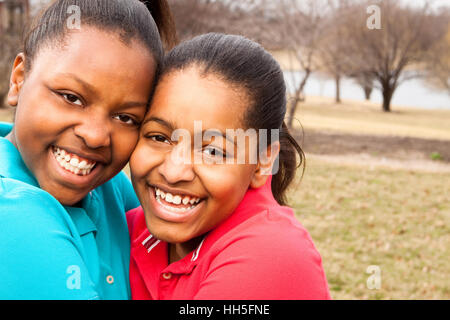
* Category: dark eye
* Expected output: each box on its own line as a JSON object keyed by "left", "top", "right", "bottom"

{"left": 61, "top": 93, "right": 82, "bottom": 106}
{"left": 148, "top": 134, "right": 170, "bottom": 144}
{"left": 114, "top": 114, "right": 138, "bottom": 125}
{"left": 203, "top": 146, "right": 224, "bottom": 158}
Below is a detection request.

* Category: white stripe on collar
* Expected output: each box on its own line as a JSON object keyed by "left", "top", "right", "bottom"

{"left": 142, "top": 234, "right": 161, "bottom": 253}
{"left": 191, "top": 238, "right": 205, "bottom": 262}
{"left": 142, "top": 234, "right": 153, "bottom": 246}
{"left": 143, "top": 234, "right": 204, "bottom": 258}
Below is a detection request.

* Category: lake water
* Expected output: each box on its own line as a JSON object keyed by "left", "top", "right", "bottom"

{"left": 284, "top": 71, "right": 450, "bottom": 110}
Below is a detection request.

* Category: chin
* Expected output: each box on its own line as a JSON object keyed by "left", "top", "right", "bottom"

{"left": 48, "top": 189, "right": 87, "bottom": 206}
{"left": 147, "top": 223, "right": 192, "bottom": 244}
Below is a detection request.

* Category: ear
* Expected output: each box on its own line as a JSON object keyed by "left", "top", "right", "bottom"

{"left": 7, "top": 53, "right": 26, "bottom": 107}
{"left": 250, "top": 141, "right": 280, "bottom": 189}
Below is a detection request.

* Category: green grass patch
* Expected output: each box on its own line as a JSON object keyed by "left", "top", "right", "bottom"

{"left": 288, "top": 157, "right": 450, "bottom": 299}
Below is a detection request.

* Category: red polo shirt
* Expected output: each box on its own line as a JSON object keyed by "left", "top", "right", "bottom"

{"left": 126, "top": 178, "right": 331, "bottom": 300}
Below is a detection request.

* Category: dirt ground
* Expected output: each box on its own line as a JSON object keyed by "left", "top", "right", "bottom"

{"left": 295, "top": 128, "right": 450, "bottom": 163}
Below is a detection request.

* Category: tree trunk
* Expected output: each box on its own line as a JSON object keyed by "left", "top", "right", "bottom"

{"left": 382, "top": 85, "right": 394, "bottom": 112}
{"left": 287, "top": 70, "right": 311, "bottom": 128}
{"left": 335, "top": 75, "right": 341, "bottom": 104}
{"left": 0, "top": 92, "right": 6, "bottom": 109}
{"left": 363, "top": 85, "right": 373, "bottom": 100}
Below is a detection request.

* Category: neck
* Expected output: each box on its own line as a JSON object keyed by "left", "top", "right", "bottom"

{"left": 168, "top": 235, "right": 203, "bottom": 264}
{"left": 5, "top": 129, "right": 17, "bottom": 147}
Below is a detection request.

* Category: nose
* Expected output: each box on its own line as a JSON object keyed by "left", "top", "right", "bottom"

{"left": 74, "top": 114, "right": 111, "bottom": 149}
{"left": 158, "top": 143, "right": 195, "bottom": 184}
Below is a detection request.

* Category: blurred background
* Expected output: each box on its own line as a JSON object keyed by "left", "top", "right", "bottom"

{"left": 1, "top": 0, "right": 449, "bottom": 299}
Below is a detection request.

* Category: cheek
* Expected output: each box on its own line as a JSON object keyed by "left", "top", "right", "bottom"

{"left": 111, "top": 131, "right": 139, "bottom": 168}
{"left": 129, "top": 142, "right": 156, "bottom": 179}
{"left": 200, "top": 164, "right": 255, "bottom": 204}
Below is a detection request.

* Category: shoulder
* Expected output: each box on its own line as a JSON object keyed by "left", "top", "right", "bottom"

{"left": 213, "top": 206, "right": 318, "bottom": 257}
{"left": 0, "top": 122, "right": 12, "bottom": 137}
{"left": 0, "top": 178, "right": 100, "bottom": 299}
{"left": 201, "top": 207, "right": 330, "bottom": 299}
{"left": 0, "top": 176, "right": 77, "bottom": 243}
{"left": 1, "top": 177, "right": 68, "bottom": 220}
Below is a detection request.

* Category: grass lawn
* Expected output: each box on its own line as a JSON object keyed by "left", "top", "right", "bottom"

{"left": 288, "top": 156, "right": 450, "bottom": 299}
{"left": 292, "top": 96, "right": 450, "bottom": 141}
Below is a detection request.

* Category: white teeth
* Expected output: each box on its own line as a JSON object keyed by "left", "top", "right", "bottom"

{"left": 53, "top": 147, "right": 96, "bottom": 176}
{"left": 154, "top": 187, "right": 201, "bottom": 208}
{"left": 173, "top": 195, "right": 182, "bottom": 205}
{"left": 156, "top": 197, "right": 197, "bottom": 213}
{"left": 79, "top": 160, "right": 87, "bottom": 169}
{"left": 165, "top": 193, "right": 173, "bottom": 203}
{"left": 69, "top": 158, "right": 79, "bottom": 167}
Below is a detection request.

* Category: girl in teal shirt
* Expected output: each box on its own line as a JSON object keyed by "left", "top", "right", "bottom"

{"left": 0, "top": 0, "right": 176, "bottom": 299}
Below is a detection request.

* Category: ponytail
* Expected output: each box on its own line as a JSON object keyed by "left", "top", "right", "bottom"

{"left": 142, "top": 0, "right": 178, "bottom": 49}
{"left": 271, "top": 122, "right": 305, "bottom": 206}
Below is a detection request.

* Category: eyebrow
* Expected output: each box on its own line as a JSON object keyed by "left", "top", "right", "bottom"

{"left": 58, "top": 73, "right": 98, "bottom": 96}
{"left": 142, "top": 116, "right": 176, "bottom": 131}
{"left": 142, "top": 117, "right": 237, "bottom": 146}
{"left": 202, "top": 129, "right": 237, "bottom": 146}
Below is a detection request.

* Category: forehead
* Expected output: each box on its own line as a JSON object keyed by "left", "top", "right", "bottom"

{"left": 148, "top": 67, "right": 250, "bottom": 131}
{"left": 29, "top": 27, "right": 155, "bottom": 89}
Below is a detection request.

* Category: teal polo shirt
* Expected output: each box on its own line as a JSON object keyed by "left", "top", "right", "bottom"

{"left": 0, "top": 122, "right": 140, "bottom": 299}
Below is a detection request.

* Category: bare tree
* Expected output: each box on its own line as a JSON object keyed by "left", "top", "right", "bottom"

{"left": 168, "top": 0, "right": 265, "bottom": 41}
{"left": 269, "top": 0, "right": 330, "bottom": 128}
{"left": 318, "top": 1, "right": 356, "bottom": 104}
{"left": 0, "top": 34, "right": 19, "bottom": 107}
{"left": 1, "top": 35, "right": 23, "bottom": 109}
{"left": 0, "top": 0, "right": 33, "bottom": 108}
{"left": 424, "top": 8, "right": 450, "bottom": 95}
{"left": 346, "top": 0, "right": 444, "bottom": 112}
{"left": 353, "top": 72, "right": 375, "bottom": 100}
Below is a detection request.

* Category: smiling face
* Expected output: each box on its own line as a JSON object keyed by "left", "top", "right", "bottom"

{"left": 7, "top": 27, "right": 156, "bottom": 205}
{"left": 130, "top": 66, "right": 276, "bottom": 260}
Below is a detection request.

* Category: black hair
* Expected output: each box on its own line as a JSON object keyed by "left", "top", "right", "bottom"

{"left": 159, "top": 33, "right": 305, "bottom": 206}
{"left": 23, "top": 0, "right": 177, "bottom": 71}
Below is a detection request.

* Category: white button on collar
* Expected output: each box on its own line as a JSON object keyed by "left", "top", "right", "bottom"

{"left": 162, "top": 272, "right": 172, "bottom": 280}
{"left": 106, "top": 275, "right": 114, "bottom": 284}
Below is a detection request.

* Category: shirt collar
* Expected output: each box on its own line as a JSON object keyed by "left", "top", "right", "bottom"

{"left": 0, "top": 130, "right": 39, "bottom": 187}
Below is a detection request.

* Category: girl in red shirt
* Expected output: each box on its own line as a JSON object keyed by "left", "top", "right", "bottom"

{"left": 127, "top": 33, "right": 331, "bottom": 300}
